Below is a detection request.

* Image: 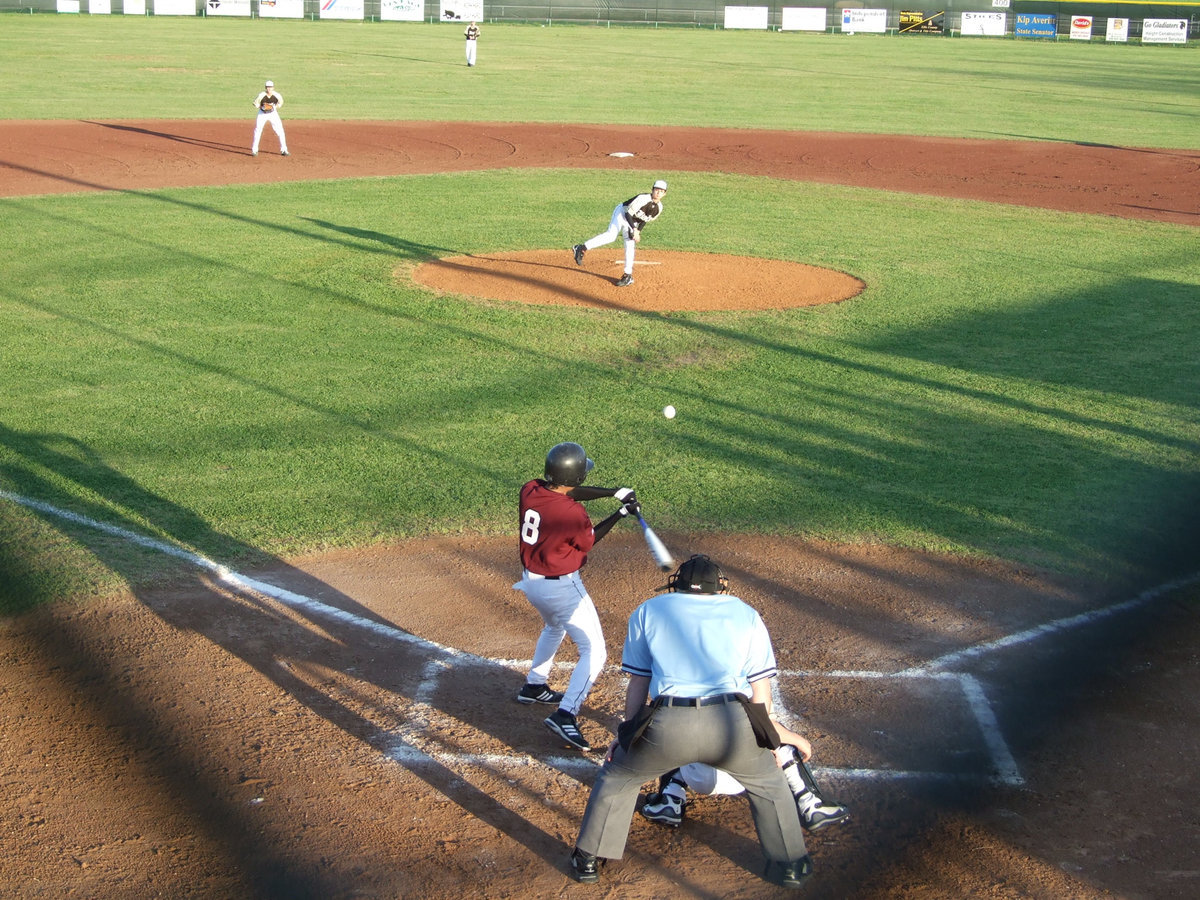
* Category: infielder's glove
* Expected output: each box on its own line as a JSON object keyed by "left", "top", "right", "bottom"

{"left": 261, "top": 102, "right": 275, "bottom": 112}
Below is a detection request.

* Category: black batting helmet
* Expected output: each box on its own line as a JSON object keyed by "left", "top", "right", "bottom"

{"left": 544, "top": 442, "right": 593, "bottom": 487}
{"left": 667, "top": 554, "right": 729, "bottom": 594}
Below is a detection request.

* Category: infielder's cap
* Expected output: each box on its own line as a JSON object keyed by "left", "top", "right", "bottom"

{"left": 653, "top": 179, "right": 668, "bottom": 191}
{"left": 265, "top": 80, "right": 274, "bottom": 87}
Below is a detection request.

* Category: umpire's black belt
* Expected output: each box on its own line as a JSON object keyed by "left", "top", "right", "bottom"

{"left": 658, "top": 693, "right": 742, "bottom": 708}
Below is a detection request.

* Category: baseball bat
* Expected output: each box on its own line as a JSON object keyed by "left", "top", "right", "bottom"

{"left": 635, "top": 512, "right": 676, "bottom": 572}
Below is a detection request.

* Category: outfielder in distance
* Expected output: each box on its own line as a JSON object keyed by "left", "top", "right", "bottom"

{"left": 573, "top": 179, "right": 667, "bottom": 287}
{"left": 513, "top": 442, "right": 641, "bottom": 753}
{"left": 251, "top": 79, "right": 289, "bottom": 158}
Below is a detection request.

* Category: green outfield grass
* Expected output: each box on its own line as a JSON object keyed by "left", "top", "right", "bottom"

{"left": 1, "top": 17, "right": 1198, "bottom": 147}
{"left": 1, "top": 19, "right": 1198, "bottom": 613}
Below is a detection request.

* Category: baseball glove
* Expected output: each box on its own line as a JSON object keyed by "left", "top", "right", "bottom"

{"left": 261, "top": 102, "right": 275, "bottom": 113}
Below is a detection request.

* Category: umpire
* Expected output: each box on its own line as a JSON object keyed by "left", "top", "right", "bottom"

{"left": 568, "top": 554, "right": 813, "bottom": 888}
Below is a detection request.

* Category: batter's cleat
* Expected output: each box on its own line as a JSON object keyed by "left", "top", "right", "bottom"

{"left": 569, "top": 848, "right": 600, "bottom": 883}
{"left": 572, "top": 244, "right": 586, "bottom": 266}
{"left": 640, "top": 791, "right": 686, "bottom": 827}
{"left": 615, "top": 273, "right": 633, "bottom": 287}
{"left": 516, "top": 682, "right": 564, "bottom": 705}
{"left": 764, "top": 855, "right": 813, "bottom": 889}
{"left": 797, "top": 792, "right": 850, "bottom": 832}
{"left": 251, "top": 151, "right": 258, "bottom": 156}
{"left": 281, "top": 150, "right": 290, "bottom": 156}
{"left": 544, "top": 709, "right": 591, "bottom": 752}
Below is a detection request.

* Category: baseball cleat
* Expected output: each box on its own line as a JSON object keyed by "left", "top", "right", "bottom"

{"left": 615, "top": 273, "right": 633, "bottom": 287}
{"left": 544, "top": 709, "right": 591, "bottom": 752}
{"left": 800, "top": 800, "right": 849, "bottom": 832}
{"left": 516, "top": 682, "right": 564, "bottom": 705}
{"left": 569, "top": 848, "right": 600, "bottom": 883}
{"left": 640, "top": 791, "right": 686, "bottom": 827}
{"left": 572, "top": 244, "right": 586, "bottom": 266}
{"left": 251, "top": 151, "right": 258, "bottom": 156}
{"left": 764, "top": 855, "right": 813, "bottom": 889}
{"left": 281, "top": 150, "right": 289, "bottom": 156}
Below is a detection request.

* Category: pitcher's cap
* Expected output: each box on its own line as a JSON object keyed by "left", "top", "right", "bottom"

{"left": 653, "top": 179, "right": 668, "bottom": 190}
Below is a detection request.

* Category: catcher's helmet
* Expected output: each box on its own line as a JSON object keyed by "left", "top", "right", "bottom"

{"left": 668, "top": 554, "right": 728, "bottom": 594}
{"left": 544, "top": 442, "right": 593, "bottom": 487}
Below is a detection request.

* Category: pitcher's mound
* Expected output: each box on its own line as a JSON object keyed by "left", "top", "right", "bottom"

{"left": 411, "top": 249, "right": 864, "bottom": 312}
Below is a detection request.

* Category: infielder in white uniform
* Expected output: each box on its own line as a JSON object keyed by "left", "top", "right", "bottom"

{"left": 464, "top": 22, "right": 480, "bottom": 66}
{"left": 573, "top": 179, "right": 667, "bottom": 287}
{"left": 251, "top": 80, "right": 288, "bottom": 157}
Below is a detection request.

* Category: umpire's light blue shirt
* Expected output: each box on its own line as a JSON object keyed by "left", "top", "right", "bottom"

{"left": 621, "top": 591, "right": 778, "bottom": 699}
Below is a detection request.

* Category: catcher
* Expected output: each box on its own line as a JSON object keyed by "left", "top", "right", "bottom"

{"left": 251, "top": 79, "right": 289, "bottom": 157}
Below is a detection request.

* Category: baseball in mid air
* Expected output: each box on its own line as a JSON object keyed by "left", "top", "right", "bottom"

{"left": 663, "top": 405, "right": 676, "bottom": 419}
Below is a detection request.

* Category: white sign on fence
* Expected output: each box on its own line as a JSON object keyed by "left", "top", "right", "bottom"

{"left": 961, "top": 11, "right": 1006, "bottom": 36}
{"left": 441, "top": 1, "right": 483, "bottom": 21}
{"left": 89, "top": 0, "right": 112, "bottom": 11}
{"left": 124, "top": 0, "right": 146, "bottom": 12}
{"left": 781, "top": 7, "right": 826, "bottom": 31}
{"left": 206, "top": 0, "right": 251, "bottom": 15}
{"left": 259, "top": 0, "right": 304, "bottom": 18}
{"left": 841, "top": 8, "right": 887, "bottom": 33}
{"left": 1105, "top": 17, "right": 1128, "bottom": 42}
{"left": 57, "top": 0, "right": 80, "bottom": 11}
{"left": 154, "top": 0, "right": 195, "bottom": 13}
{"left": 1069, "top": 15, "right": 1092, "bottom": 39}
{"left": 724, "top": 6, "right": 769, "bottom": 29}
{"left": 381, "top": 0, "right": 423, "bottom": 20}
{"left": 320, "top": 0, "right": 364, "bottom": 19}
{"left": 1142, "top": 18, "right": 1188, "bottom": 44}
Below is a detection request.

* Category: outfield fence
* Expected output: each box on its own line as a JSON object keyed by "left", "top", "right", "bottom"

{"left": 2, "top": 0, "right": 1197, "bottom": 39}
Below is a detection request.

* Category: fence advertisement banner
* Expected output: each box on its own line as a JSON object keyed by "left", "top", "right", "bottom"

{"left": 841, "top": 8, "right": 887, "bottom": 32}
{"left": 89, "top": 0, "right": 112, "bottom": 11}
{"left": 899, "top": 9, "right": 944, "bottom": 33}
{"left": 205, "top": 0, "right": 251, "bottom": 15}
{"left": 1105, "top": 17, "right": 1128, "bottom": 42}
{"left": 724, "top": 6, "right": 770, "bottom": 28}
{"left": 1014, "top": 12, "right": 1054, "bottom": 37}
{"left": 381, "top": 0, "right": 423, "bottom": 20}
{"left": 260, "top": 0, "right": 304, "bottom": 17}
{"left": 781, "top": 7, "right": 827, "bottom": 31}
{"left": 1142, "top": 18, "right": 1187, "bottom": 43}
{"left": 961, "top": 11, "right": 1006, "bottom": 35}
{"left": 155, "top": 0, "right": 196, "bottom": 13}
{"left": 1069, "top": 15, "right": 1092, "bottom": 39}
{"left": 440, "top": 1, "right": 483, "bottom": 20}
{"left": 320, "top": 0, "right": 364, "bottom": 18}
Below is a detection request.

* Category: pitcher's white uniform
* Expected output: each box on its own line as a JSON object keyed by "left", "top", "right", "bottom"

{"left": 251, "top": 80, "right": 288, "bottom": 157}
{"left": 573, "top": 179, "right": 667, "bottom": 286}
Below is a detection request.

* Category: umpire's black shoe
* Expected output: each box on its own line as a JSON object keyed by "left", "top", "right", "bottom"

{"left": 572, "top": 244, "right": 586, "bottom": 265}
{"left": 569, "top": 848, "right": 600, "bottom": 883}
{"left": 516, "top": 682, "right": 564, "bottom": 705}
{"left": 544, "top": 709, "right": 591, "bottom": 752}
{"left": 764, "top": 855, "right": 813, "bottom": 889}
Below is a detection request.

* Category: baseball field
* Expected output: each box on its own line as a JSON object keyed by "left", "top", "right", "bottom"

{"left": 2, "top": 16, "right": 1199, "bottom": 899}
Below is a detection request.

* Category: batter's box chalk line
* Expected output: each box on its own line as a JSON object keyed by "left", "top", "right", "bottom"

{"left": 5, "top": 490, "right": 1196, "bottom": 788}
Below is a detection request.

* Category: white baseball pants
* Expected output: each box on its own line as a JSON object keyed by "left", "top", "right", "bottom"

{"left": 252, "top": 111, "right": 288, "bottom": 154}
{"left": 583, "top": 203, "right": 637, "bottom": 276}
{"left": 513, "top": 569, "right": 606, "bottom": 716}
{"left": 465, "top": 40, "right": 478, "bottom": 66}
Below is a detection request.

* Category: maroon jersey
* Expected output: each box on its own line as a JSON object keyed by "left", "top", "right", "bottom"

{"left": 519, "top": 479, "right": 595, "bottom": 576}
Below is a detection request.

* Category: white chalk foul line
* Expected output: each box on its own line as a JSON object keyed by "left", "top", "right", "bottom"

{"left": 8, "top": 490, "right": 1192, "bottom": 788}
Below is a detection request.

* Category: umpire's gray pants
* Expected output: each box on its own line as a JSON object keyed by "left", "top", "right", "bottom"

{"left": 575, "top": 699, "right": 808, "bottom": 863}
